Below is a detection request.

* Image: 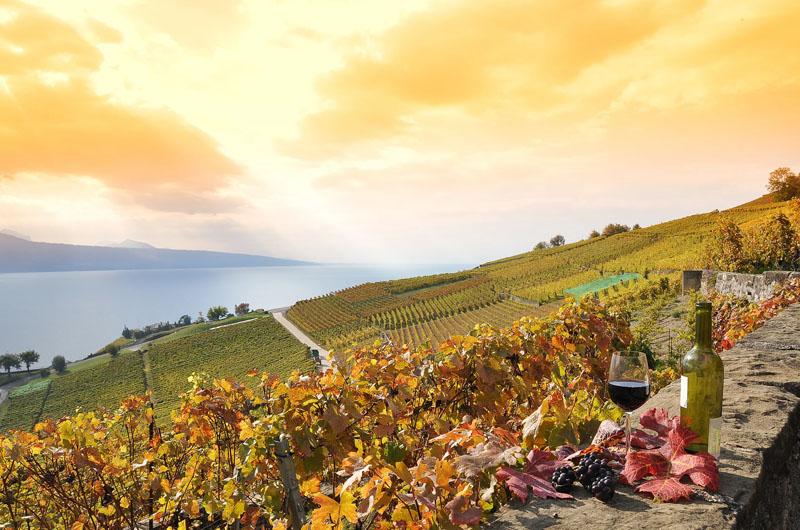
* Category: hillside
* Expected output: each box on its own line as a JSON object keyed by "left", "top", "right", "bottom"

{"left": 0, "top": 233, "right": 309, "bottom": 273}
{"left": 0, "top": 314, "right": 315, "bottom": 430}
{"left": 0, "top": 195, "right": 786, "bottom": 432}
{"left": 287, "top": 196, "right": 788, "bottom": 350}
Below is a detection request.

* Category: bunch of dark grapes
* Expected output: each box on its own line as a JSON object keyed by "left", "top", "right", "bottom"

{"left": 550, "top": 466, "right": 577, "bottom": 493}
{"left": 574, "top": 453, "right": 616, "bottom": 502}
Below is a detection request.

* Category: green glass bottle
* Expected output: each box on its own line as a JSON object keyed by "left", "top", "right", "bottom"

{"left": 679, "top": 302, "right": 724, "bottom": 456}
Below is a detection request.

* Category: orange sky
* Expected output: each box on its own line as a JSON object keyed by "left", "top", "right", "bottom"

{"left": 1, "top": 0, "right": 799, "bottom": 263}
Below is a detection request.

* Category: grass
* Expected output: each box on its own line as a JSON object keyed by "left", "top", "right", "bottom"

{"left": 141, "top": 312, "right": 268, "bottom": 346}
{"left": 147, "top": 315, "right": 314, "bottom": 421}
{"left": 94, "top": 336, "right": 134, "bottom": 355}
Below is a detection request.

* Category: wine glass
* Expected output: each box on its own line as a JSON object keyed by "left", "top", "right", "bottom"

{"left": 608, "top": 351, "right": 651, "bottom": 454}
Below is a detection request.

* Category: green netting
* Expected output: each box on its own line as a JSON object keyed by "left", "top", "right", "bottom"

{"left": 564, "top": 272, "right": 641, "bottom": 299}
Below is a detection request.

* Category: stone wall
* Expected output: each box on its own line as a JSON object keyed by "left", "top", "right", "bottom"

{"left": 682, "top": 269, "right": 800, "bottom": 302}
{"left": 487, "top": 304, "right": 800, "bottom": 529}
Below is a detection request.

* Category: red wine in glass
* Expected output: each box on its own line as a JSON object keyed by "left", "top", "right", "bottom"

{"left": 608, "top": 351, "right": 651, "bottom": 454}
{"left": 608, "top": 380, "right": 650, "bottom": 411}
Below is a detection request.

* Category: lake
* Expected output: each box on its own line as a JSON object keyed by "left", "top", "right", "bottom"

{"left": 0, "top": 264, "right": 470, "bottom": 366}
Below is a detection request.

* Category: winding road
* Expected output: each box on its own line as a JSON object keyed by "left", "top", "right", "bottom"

{"left": 271, "top": 310, "right": 331, "bottom": 371}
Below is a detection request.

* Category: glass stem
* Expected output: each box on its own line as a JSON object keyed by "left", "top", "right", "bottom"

{"left": 625, "top": 412, "right": 632, "bottom": 454}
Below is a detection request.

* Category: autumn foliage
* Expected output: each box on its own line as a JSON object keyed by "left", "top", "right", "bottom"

{"left": 0, "top": 298, "right": 634, "bottom": 529}
{"left": 710, "top": 278, "right": 800, "bottom": 352}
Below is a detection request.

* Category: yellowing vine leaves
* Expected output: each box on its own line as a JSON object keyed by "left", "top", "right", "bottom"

{"left": 2, "top": 298, "right": 633, "bottom": 528}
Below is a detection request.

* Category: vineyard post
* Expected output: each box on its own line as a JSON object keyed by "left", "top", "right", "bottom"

{"left": 275, "top": 434, "right": 305, "bottom": 529}
{"left": 148, "top": 400, "right": 155, "bottom": 530}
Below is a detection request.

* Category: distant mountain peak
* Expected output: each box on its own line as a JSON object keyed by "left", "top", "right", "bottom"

{"left": 113, "top": 239, "right": 156, "bottom": 249}
{"left": 0, "top": 229, "right": 32, "bottom": 241}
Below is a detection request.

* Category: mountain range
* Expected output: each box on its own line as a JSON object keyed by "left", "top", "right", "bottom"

{"left": 0, "top": 233, "right": 309, "bottom": 273}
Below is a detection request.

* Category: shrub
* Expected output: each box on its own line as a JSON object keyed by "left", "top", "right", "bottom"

{"left": 207, "top": 306, "right": 228, "bottom": 321}
{"left": 602, "top": 223, "right": 630, "bottom": 237}
{"left": 767, "top": 167, "right": 800, "bottom": 201}
{"left": 52, "top": 355, "right": 66, "bottom": 374}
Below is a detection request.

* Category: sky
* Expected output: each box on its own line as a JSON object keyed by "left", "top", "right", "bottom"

{"left": 1, "top": 0, "right": 799, "bottom": 264}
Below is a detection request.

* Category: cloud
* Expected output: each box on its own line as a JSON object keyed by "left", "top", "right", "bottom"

{"left": 128, "top": 0, "right": 246, "bottom": 51}
{"left": 282, "top": 0, "right": 707, "bottom": 158}
{"left": 0, "top": 0, "right": 241, "bottom": 209}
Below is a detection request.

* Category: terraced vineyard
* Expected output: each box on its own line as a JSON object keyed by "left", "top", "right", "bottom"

{"left": 40, "top": 350, "right": 146, "bottom": 422}
{"left": 1, "top": 315, "right": 314, "bottom": 431}
{"left": 0, "top": 352, "right": 146, "bottom": 431}
{"left": 0, "top": 379, "right": 51, "bottom": 431}
{"left": 288, "top": 196, "right": 791, "bottom": 350}
{"left": 388, "top": 300, "right": 550, "bottom": 347}
{"left": 148, "top": 315, "right": 313, "bottom": 420}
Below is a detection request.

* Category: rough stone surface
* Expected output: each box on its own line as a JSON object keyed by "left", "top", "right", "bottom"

{"left": 486, "top": 304, "right": 800, "bottom": 529}
{"left": 702, "top": 270, "right": 800, "bottom": 302}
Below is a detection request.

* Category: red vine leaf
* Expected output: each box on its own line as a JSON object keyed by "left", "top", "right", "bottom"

{"left": 445, "top": 492, "right": 482, "bottom": 526}
{"left": 635, "top": 477, "right": 694, "bottom": 502}
{"left": 638, "top": 408, "right": 678, "bottom": 438}
{"left": 620, "top": 450, "right": 669, "bottom": 485}
{"left": 495, "top": 466, "right": 573, "bottom": 501}
{"left": 671, "top": 453, "right": 719, "bottom": 492}
{"left": 630, "top": 429, "right": 662, "bottom": 449}
{"left": 621, "top": 409, "right": 720, "bottom": 501}
{"left": 524, "top": 449, "right": 570, "bottom": 479}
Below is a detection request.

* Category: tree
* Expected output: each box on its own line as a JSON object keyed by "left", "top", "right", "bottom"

{"left": 534, "top": 241, "right": 549, "bottom": 250}
{"left": 632, "top": 224, "right": 641, "bottom": 230}
{"left": 19, "top": 350, "right": 39, "bottom": 373}
{"left": 235, "top": 303, "right": 250, "bottom": 316}
{"left": 122, "top": 326, "right": 133, "bottom": 340}
{"left": 589, "top": 230, "right": 600, "bottom": 238}
{"left": 767, "top": 167, "right": 800, "bottom": 201}
{"left": 550, "top": 235, "right": 565, "bottom": 247}
{"left": 52, "top": 355, "right": 67, "bottom": 374}
{"left": 0, "top": 354, "right": 21, "bottom": 375}
{"left": 704, "top": 218, "right": 745, "bottom": 271}
{"left": 207, "top": 306, "right": 228, "bottom": 321}
{"left": 197, "top": 311, "right": 206, "bottom": 323}
{"left": 104, "top": 344, "right": 121, "bottom": 357}
{"left": 751, "top": 213, "right": 798, "bottom": 270}
{"left": 602, "top": 223, "right": 630, "bottom": 237}
{"left": 178, "top": 314, "right": 192, "bottom": 326}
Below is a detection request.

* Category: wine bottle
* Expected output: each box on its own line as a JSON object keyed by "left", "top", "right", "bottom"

{"left": 680, "top": 302, "right": 724, "bottom": 457}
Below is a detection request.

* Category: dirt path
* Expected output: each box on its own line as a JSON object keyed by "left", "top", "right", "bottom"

{"left": 209, "top": 317, "right": 257, "bottom": 331}
{"left": 271, "top": 311, "right": 331, "bottom": 371}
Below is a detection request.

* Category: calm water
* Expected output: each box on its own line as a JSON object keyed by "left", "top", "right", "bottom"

{"left": 0, "top": 264, "right": 469, "bottom": 366}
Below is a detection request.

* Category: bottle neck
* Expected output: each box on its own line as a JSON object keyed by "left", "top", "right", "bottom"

{"left": 695, "top": 307, "right": 713, "bottom": 351}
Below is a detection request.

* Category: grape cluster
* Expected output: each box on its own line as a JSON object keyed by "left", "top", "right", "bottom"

{"left": 575, "top": 453, "right": 616, "bottom": 502}
{"left": 550, "top": 466, "right": 577, "bottom": 493}
{"left": 551, "top": 453, "right": 617, "bottom": 503}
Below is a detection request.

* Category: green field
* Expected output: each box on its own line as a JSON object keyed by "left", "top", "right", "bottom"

{"left": 147, "top": 315, "right": 314, "bottom": 420}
